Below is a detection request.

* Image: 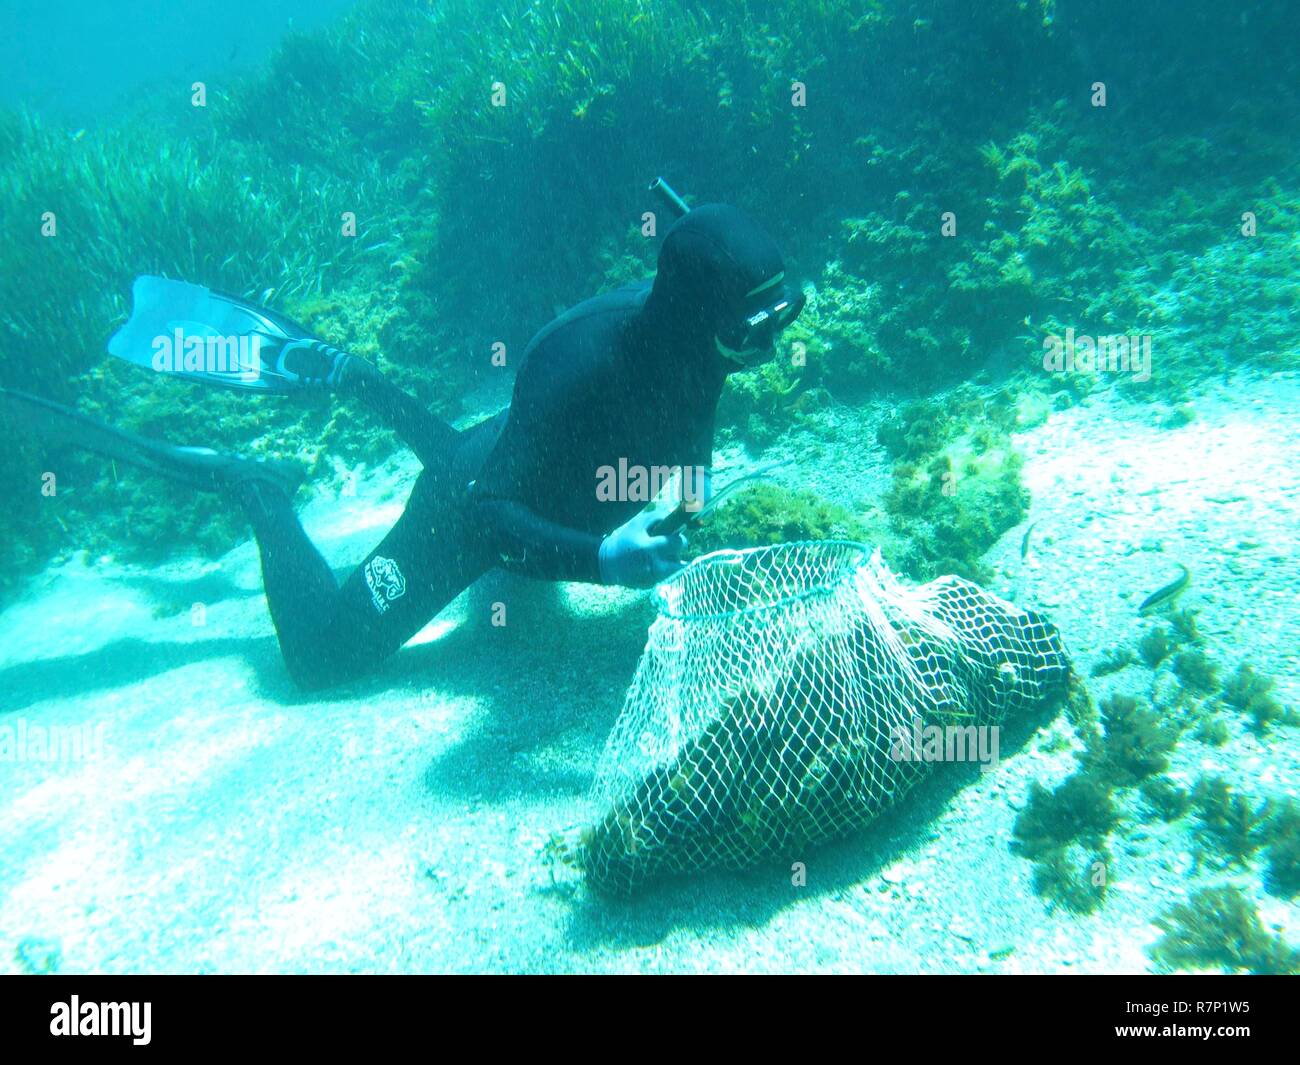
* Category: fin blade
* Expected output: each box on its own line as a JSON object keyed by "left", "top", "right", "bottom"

{"left": 107, "top": 276, "right": 313, "bottom": 393}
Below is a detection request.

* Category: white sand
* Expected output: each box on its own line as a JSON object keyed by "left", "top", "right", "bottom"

{"left": 1, "top": 371, "right": 1296, "bottom": 973}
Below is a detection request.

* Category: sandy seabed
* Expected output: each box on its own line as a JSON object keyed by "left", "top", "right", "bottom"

{"left": 1, "top": 371, "right": 1296, "bottom": 973}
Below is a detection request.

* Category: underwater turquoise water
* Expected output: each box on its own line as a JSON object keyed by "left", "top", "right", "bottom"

{"left": 0, "top": 0, "right": 357, "bottom": 122}
{"left": 0, "top": 1, "right": 1297, "bottom": 976}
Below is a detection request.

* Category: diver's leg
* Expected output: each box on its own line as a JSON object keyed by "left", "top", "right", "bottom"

{"left": 274, "top": 343, "right": 459, "bottom": 467}
{"left": 236, "top": 479, "right": 342, "bottom": 683}
{"left": 336, "top": 359, "right": 460, "bottom": 468}
{"left": 239, "top": 470, "right": 492, "bottom": 691}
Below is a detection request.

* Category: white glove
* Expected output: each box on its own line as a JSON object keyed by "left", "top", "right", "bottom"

{"left": 598, "top": 503, "right": 687, "bottom": 588}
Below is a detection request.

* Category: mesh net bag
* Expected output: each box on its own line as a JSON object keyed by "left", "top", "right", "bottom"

{"left": 552, "top": 541, "right": 1073, "bottom": 895}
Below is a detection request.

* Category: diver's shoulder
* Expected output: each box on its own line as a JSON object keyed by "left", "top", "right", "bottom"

{"left": 521, "top": 281, "right": 649, "bottom": 358}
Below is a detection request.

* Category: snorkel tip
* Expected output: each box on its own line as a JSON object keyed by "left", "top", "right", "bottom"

{"left": 648, "top": 177, "right": 691, "bottom": 220}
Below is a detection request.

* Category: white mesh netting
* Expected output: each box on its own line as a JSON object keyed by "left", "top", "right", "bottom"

{"left": 553, "top": 541, "right": 1073, "bottom": 895}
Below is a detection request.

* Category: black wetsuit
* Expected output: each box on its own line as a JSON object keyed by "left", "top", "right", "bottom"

{"left": 242, "top": 204, "right": 786, "bottom": 689}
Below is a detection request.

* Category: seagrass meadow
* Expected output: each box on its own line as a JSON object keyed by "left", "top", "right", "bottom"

{"left": 2, "top": 0, "right": 1297, "bottom": 588}
{"left": 0, "top": 1, "right": 1297, "bottom": 975}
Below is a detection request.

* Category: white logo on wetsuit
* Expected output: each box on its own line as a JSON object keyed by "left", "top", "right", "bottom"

{"left": 365, "top": 556, "right": 407, "bottom": 614}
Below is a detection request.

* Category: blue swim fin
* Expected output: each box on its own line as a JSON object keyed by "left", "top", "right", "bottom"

{"left": 107, "top": 276, "right": 352, "bottom": 393}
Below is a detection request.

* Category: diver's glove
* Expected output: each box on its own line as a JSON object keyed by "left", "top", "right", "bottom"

{"left": 598, "top": 503, "right": 687, "bottom": 588}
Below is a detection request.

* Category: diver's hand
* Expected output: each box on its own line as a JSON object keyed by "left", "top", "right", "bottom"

{"left": 598, "top": 504, "right": 687, "bottom": 588}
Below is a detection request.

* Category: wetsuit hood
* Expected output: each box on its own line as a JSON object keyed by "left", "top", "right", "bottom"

{"left": 636, "top": 203, "right": 791, "bottom": 375}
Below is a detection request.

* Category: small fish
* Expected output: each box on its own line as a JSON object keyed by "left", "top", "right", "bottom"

{"left": 1020, "top": 521, "right": 1037, "bottom": 559}
{"left": 1138, "top": 563, "right": 1190, "bottom": 616}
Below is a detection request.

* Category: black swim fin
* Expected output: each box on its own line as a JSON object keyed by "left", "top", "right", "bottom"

{"left": 0, "top": 387, "right": 303, "bottom": 496}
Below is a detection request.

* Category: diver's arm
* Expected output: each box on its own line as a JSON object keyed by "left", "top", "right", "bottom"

{"left": 473, "top": 496, "right": 684, "bottom": 586}
{"left": 472, "top": 496, "right": 604, "bottom": 583}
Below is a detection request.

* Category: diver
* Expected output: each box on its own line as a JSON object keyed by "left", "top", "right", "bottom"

{"left": 2, "top": 184, "right": 804, "bottom": 690}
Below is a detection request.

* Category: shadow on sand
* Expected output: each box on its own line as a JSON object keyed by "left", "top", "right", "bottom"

{"left": 414, "top": 577, "right": 654, "bottom": 801}
{"left": 551, "top": 697, "right": 1064, "bottom": 953}
{"left": 0, "top": 635, "right": 293, "bottom": 713}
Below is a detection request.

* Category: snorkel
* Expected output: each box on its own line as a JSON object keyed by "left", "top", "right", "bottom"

{"left": 649, "top": 176, "right": 692, "bottom": 219}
